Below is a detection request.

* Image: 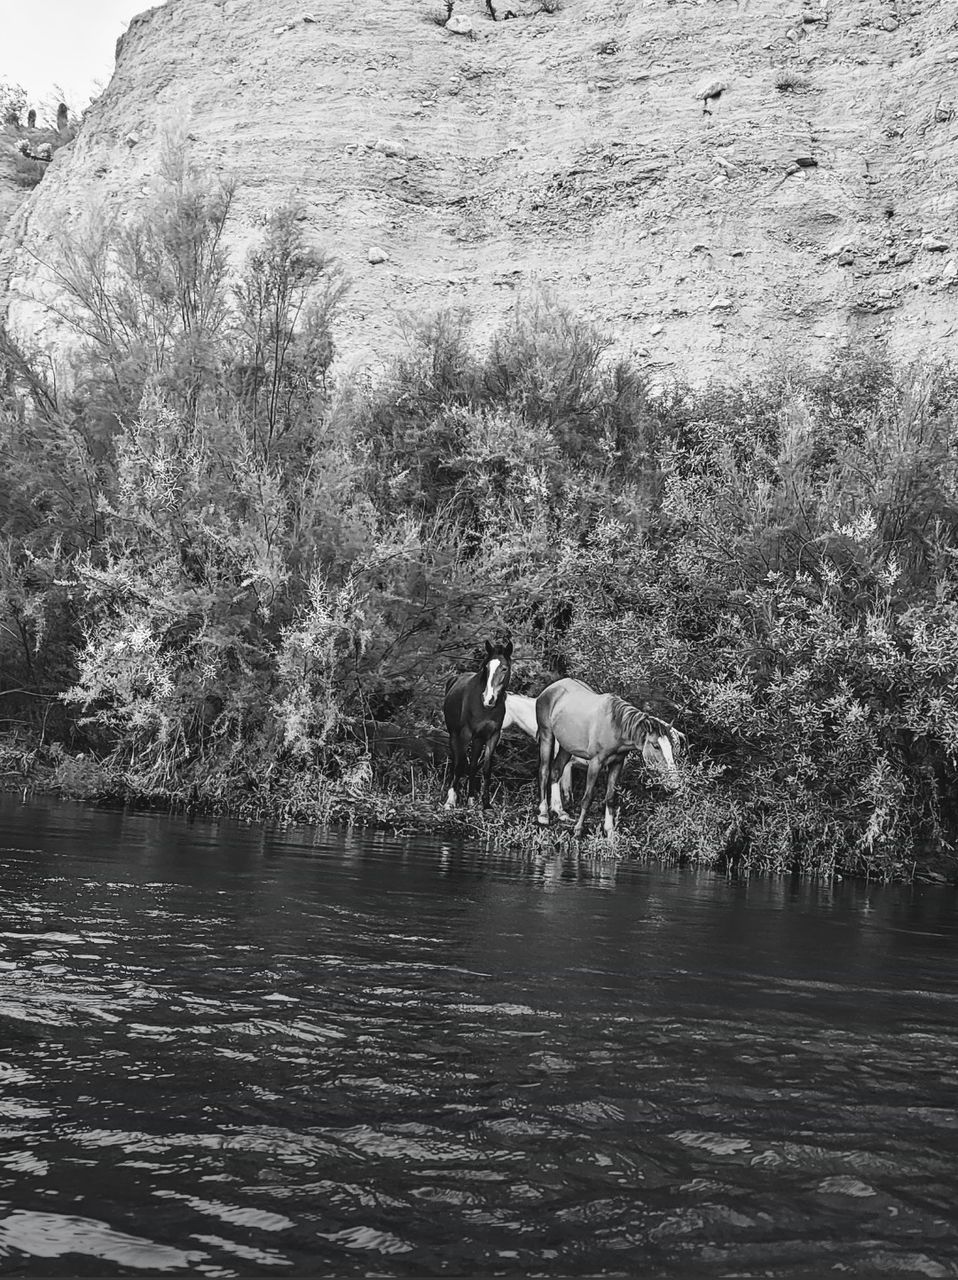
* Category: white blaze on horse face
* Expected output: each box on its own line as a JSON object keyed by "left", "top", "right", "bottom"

{"left": 657, "top": 733, "right": 680, "bottom": 788}
{"left": 643, "top": 732, "right": 680, "bottom": 787}
{"left": 482, "top": 658, "right": 502, "bottom": 707}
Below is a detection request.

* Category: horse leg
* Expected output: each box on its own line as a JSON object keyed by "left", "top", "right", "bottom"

{"left": 573, "top": 757, "right": 605, "bottom": 839}
{"left": 537, "top": 728, "right": 555, "bottom": 827}
{"left": 443, "top": 737, "right": 456, "bottom": 809}
{"left": 549, "top": 747, "right": 574, "bottom": 823}
{"left": 559, "top": 760, "right": 575, "bottom": 813}
{"left": 466, "top": 735, "right": 483, "bottom": 807}
{"left": 603, "top": 759, "right": 625, "bottom": 838}
{"left": 444, "top": 730, "right": 470, "bottom": 809}
{"left": 478, "top": 730, "right": 501, "bottom": 809}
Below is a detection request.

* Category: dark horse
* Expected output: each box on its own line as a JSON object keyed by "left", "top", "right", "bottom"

{"left": 536, "top": 678, "right": 684, "bottom": 837}
{"left": 443, "top": 640, "right": 513, "bottom": 809}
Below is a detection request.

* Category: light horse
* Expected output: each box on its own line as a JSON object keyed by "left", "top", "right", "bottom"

{"left": 535, "top": 678, "right": 684, "bottom": 838}
{"left": 503, "top": 692, "right": 579, "bottom": 812}
{"left": 443, "top": 640, "right": 513, "bottom": 809}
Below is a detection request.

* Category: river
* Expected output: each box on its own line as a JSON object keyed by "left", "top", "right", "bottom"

{"left": 0, "top": 798, "right": 955, "bottom": 1277}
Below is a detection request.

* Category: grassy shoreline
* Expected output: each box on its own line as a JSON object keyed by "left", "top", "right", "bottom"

{"left": 2, "top": 737, "right": 954, "bottom": 886}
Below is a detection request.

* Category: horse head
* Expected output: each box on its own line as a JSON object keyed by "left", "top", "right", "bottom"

{"left": 480, "top": 638, "right": 513, "bottom": 708}
{"left": 640, "top": 717, "right": 683, "bottom": 790}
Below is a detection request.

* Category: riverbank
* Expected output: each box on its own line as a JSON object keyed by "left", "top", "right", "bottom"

{"left": 4, "top": 171, "right": 958, "bottom": 885}
{"left": 3, "top": 735, "right": 954, "bottom": 885}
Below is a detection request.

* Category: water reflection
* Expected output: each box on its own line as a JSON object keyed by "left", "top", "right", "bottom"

{"left": 0, "top": 797, "right": 955, "bottom": 1277}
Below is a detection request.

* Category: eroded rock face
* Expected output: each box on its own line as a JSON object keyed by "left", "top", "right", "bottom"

{"left": 2, "top": 0, "right": 958, "bottom": 383}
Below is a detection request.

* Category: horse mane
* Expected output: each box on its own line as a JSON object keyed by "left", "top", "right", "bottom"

{"left": 610, "top": 697, "right": 672, "bottom": 745}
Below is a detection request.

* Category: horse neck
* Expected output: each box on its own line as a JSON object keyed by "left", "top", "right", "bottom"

{"left": 611, "top": 697, "right": 657, "bottom": 748}
{"left": 504, "top": 693, "right": 537, "bottom": 738}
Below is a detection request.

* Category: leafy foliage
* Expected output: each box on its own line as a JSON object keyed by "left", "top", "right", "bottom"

{"left": 2, "top": 151, "right": 958, "bottom": 879}
{"left": 0, "top": 82, "right": 27, "bottom": 126}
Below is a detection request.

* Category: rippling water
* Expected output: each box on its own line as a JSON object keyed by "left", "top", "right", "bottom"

{"left": 0, "top": 799, "right": 956, "bottom": 1277}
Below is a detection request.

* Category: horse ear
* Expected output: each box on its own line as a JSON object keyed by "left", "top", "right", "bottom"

{"left": 504, "top": 640, "right": 513, "bottom": 658}
{"left": 484, "top": 639, "right": 493, "bottom": 658}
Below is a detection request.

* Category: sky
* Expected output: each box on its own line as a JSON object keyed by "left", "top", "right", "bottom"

{"left": 0, "top": 0, "right": 163, "bottom": 115}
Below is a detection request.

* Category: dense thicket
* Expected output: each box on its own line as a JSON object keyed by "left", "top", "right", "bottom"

{"left": 2, "top": 153, "right": 957, "bottom": 879}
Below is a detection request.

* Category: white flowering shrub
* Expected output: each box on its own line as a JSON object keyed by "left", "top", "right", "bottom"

{"left": 274, "top": 570, "right": 372, "bottom": 756}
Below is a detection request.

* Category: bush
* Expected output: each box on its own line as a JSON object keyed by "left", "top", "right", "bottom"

{"left": 3, "top": 148, "right": 958, "bottom": 879}
{"left": 555, "top": 363, "right": 958, "bottom": 875}
{"left": 0, "top": 82, "right": 26, "bottom": 126}
{"left": 427, "top": 2, "right": 452, "bottom": 25}
{"left": 11, "top": 150, "right": 46, "bottom": 190}
{"left": 774, "top": 69, "right": 810, "bottom": 92}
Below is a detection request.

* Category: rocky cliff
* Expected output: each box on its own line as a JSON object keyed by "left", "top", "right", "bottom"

{"left": 2, "top": 0, "right": 958, "bottom": 383}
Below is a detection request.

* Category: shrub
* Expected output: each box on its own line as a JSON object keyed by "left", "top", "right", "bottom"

{"left": 3, "top": 152, "right": 958, "bottom": 879}
{"left": 11, "top": 151, "right": 46, "bottom": 190}
{"left": 232, "top": 203, "right": 347, "bottom": 453}
{"left": 428, "top": 2, "right": 452, "bottom": 25}
{"left": 0, "top": 82, "right": 26, "bottom": 126}
{"left": 774, "top": 69, "right": 810, "bottom": 92}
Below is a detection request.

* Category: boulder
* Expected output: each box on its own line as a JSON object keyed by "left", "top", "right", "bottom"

{"left": 446, "top": 14, "right": 474, "bottom": 35}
